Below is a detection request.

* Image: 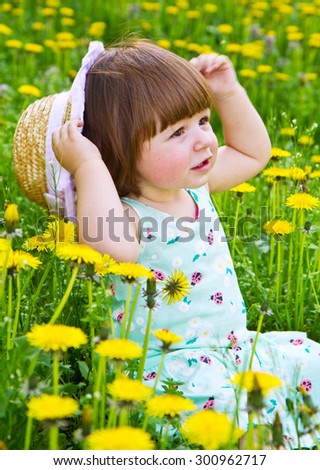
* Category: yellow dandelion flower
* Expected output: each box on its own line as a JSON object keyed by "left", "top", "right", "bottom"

{"left": 311, "top": 155, "right": 320, "bottom": 163}
{"left": 262, "top": 167, "right": 290, "bottom": 179}
{"left": 95, "top": 338, "right": 142, "bottom": 361}
{"left": 59, "top": 7, "right": 74, "bottom": 16}
{"left": 0, "top": 240, "right": 10, "bottom": 251}
{"left": 241, "top": 42, "right": 263, "bottom": 59}
{"left": 87, "top": 426, "right": 154, "bottom": 450}
{"left": 218, "top": 24, "right": 233, "bottom": 34}
{"left": 232, "top": 371, "right": 282, "bottom": 394}
{"left": 55, "top": 242, "right": 102, "bottom": 265}
{"left": 1, "top": 3, "right": 12, "bottom": 12}
{"left": 111, "top": 262, "right": 153, "bottom": 281}
{"left": 186, "top": 42, "right": 203, "bottom": 54}
{"left": 286, "top": 193, "right": 320, "bottom": 211}
{"left": 186, "top": 10, "right": 201, "bottom": 19}
{"left": 61, "top": 17, "right": 75, "bottom": 26}
{"left": 257, "top": 64, "right": 273, "bottom": 74}
{"left": 298, "top": 135, "right": 314, "bottom": 146}
{"left": 32, "top": 22, "right": 46, "bottom": 31}
{"left": 162, "top": 270, "right": 191, "bottom": 305}
{"left": 94, "top": 254, "right": 117, "bottom": 276}
{"left": 289, "top": 167, "right": 308, "bottom": 181}
{"left": 270, "top": 147, "right": 291, "bottom": 158}
{"left": 280, "top": 127, "right": 295, "bottom": 136}
{"left": 27, "top": 324, "right": 87, "bottom": 352}
{"left": 309, "top": 170, "right": 320, "bottom": 179}
{"left": 287, "top": 32, "right": 303, "bottom": 41}
{"left": 141, "top": 2, "right": 160, "bottom": 11}
{"left": 88, "top": 22, "right": 106, "bottom": 37}
{"left": 226, "top": 43, "right": 242, "bottom": 53}
{"left": 204, "top": 4, "right": 218, "bottom": 13}
{"left": 275, "top": 72, "right": 290, "bottom": 81}
{"left": 24, "top": 43, "right": 44, "bottom": 53}
{"left": 157, "top": 39, "right": 171, "bottom": 49}
{"left": 239, "top": 69, "right": 257, "bottom": 79}
{"left": 1, "top": 250, "right": 42, "bottom": 272}
{"left": 146, "top": 394, "right": 196, "bottom": 418}
{"left": 286, "top": 25, "right": 299, "bottom": 33}
{"left": 55, "top": 32, "right": 74, "bottom": 41}
{"left": 153, "top": 329, "right": 183, "bottom": 347}
{"left": 229, "top": 182, "right": 256, "bottom": 193}
{"left": 173, "top": 39, "right": 187, "bottom": 48}
{"left": 264, "top": 220, "right": 295, "bottom": 236}
{"left": 0, "top": 23, "right": 13, "bottom": 35}
{"left": 18, "top": 84, "right": 41, "bottom": 97}
{"left": 176, "top": 0, "right": 189, "bottom": 9}
{"left": 181, "top": 410, "right": 243, "bottom": 449}
{"left": 107, "top": 375, "right": 152, "bottom": 403}
{"left": 5, "top": 39, "right": 23, "bottom": 49}
{"left": 23, "top": 218, "right": 76, "bottom": 252}
{"left": 27, "top": 394, "right": 78, "bottom": 421}
{"left": 166, "top": 6, "right": 179, "bottom": 15}
{"left": 141, "top": 20, "right": 152, "bottom": 31}
{"left": 41, "top": 7, "right": 56, "bottom": 17}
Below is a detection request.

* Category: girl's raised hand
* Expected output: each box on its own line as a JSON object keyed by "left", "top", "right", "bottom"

{"left": 52, "top": 118, "right": 102, "bottom": 176}
{"left": 190, "top": 53, "right": 240, "bottom": 99}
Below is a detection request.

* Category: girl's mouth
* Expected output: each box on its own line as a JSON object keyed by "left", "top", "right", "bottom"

{"left": 191, "top": 158, "right": 211, "bottom": 172}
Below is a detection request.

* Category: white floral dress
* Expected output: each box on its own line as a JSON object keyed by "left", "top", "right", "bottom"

{"left": 113, "top": 185, "right": 320, "bottom": 448}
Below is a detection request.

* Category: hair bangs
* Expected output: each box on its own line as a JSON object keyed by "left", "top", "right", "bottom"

{"left": 132, "top": 51, "right": 215, "bottom": 138}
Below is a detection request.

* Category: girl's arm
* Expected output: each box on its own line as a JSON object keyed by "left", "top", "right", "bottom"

{"left": 52, "top": 119, "right": 140, "bottom": 262}
{"left": 190, "top": 54, "right": 272, "bottom": 193}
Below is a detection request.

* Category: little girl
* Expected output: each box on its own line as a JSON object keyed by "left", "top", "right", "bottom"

{"left": 52, "top": 39, "right": 320, "bottom": 447}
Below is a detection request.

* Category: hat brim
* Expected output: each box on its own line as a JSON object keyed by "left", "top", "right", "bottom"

{"left": 12, "top": 94, "right": 71, "bottom": 207}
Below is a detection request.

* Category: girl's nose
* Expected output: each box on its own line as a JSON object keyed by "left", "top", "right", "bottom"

{"left": 193, "top": 129, "right": 215, "bottom": 152}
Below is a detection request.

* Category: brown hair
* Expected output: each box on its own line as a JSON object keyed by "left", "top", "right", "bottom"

{"left": 83, "top": 39, "right": 214, "bottom": 197}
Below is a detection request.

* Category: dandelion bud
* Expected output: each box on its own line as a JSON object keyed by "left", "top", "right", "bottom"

{"left": 272, "top": 411, "right": 284, "bottom": 448}
{"left": 145, "top": 277, "right": 157, "bottom": 309}
{"left": 81, "top": 404, "right": 93, "bottom": 437}
{"left": 4, "top": 203, "right": 19, "bottom": 233}
{"left": 247, "top": 375, "right": 264, "bottom": 411}
{"left": 304, "top": 221, "right": 311, "bottom": 233}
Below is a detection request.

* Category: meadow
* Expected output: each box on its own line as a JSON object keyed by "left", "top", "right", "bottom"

{"left": 0, "top": 0, "right": 319, "bottom": 450}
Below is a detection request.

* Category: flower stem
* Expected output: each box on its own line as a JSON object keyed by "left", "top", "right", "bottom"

{"left": 137, "top": 308, "right": 153, "bottom": 381}
{"left": 152, "top": 351, "right": 166, "bottom": 394}
{"left": 286, "top": 209, "right": 296, "bottom": 304}
{"left": 26, "top": 261, "right": 52, "bottom": 332}
{"left": 231, "top": 198, "right": 241, "bottom": 260}
{"left": 120, "top": 283, "right": 132, "bottom": 338}
{"left": 49, "top": 425, "right": 59, "bottom": 450}
{"left": 24, "top": 416, "right": 33, "bottom": 450}
{"left": 248, "top": 314, "right": 264, "bottom": 370}
{"left": 10, "top": 272, "right": 22, "bottom": 347}
{"left": 295, "top": 231, "right": 306, "bottom": 330}
{"left": 49, "top": 265, "right": 79, "bottom": 324}
{"left": 0, "top": 238, "right": 11, "bottom": 314}
{"left": 5, "top": 275, "right": 13, "bottom": 356}
{"left": 100, "top": 278, "right": 114, "bottom": 336}
{"left": 275, "top": 242, "right": 283, "bottom": 304}
{"left": 52, "top": 352, "right": 59, "bottom": 395}
{"left": 87, "top": 278, "right": 95, "bottom": 370}
{"left": 93, "top": 355, "right": 106, "bottom": 429}
{"left": 125, "top": 283, "right": 141, "bottom": 339}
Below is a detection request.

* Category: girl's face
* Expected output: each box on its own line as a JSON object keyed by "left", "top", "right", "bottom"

{"left": 135, "top": 109, "right": 218, "bottom": 197}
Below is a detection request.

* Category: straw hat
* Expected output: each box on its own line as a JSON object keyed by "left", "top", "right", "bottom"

{"left": 12, "top": 41, "right": 105, "bottom": 219}
{"left": 13, "top": 93, "right": 71, "bottom": 208}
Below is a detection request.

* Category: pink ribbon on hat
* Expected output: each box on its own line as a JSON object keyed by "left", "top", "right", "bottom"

{"left": 44, "top": 41, "right": 105, "bottom": 220}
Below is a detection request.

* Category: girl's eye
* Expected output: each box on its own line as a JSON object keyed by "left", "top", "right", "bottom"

{"left": 199, "top": 116, "right": 210, "bottom": 126}
{"left": 170, "top": 127, "right": 184, "bottom": 138}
